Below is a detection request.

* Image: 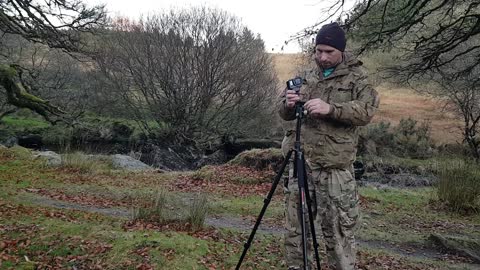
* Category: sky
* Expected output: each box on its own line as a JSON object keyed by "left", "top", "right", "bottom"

{"left": 84, "top": 0, "right": 353, "bottom": 53}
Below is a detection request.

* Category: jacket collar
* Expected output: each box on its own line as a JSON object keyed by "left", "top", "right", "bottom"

{"left": 318, "top": 52, "right": 362, "bottom": 80}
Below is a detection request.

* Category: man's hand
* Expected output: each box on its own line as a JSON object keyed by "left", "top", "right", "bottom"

{"left": 304, "top": 98, "right": 332, "bottom": 117}
{"left": 285, "top": 90, "right": 301, "bottom": 108}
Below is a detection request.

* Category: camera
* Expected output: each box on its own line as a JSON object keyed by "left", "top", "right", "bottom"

{"left": 286, "top": 77, "right": 303, "bottom": 91}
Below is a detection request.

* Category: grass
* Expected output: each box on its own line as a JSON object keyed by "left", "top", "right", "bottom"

{"left": 358, "top": 186, "right": 480, "bottom": 246}
{"left": 60, "top": 151, "right": 113, "bottom": 174}
{"left": 209, "top": 194, "right": 283, "bottom": 218}
{"left": 437, "top": 161, "right": 480, "bottom": 213}
{"left": 1, "top": 146, "right": 480, "bottom": 269}
{"left": 187, "top": 193, "right": 209, "bottom": 230}
{"left": 0, "top": 115, "right": 49, "bottom": 129}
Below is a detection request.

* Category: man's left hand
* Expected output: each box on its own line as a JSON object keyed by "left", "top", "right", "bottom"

{"left": 304, "top": 98, "right": 332, "bottom": 118}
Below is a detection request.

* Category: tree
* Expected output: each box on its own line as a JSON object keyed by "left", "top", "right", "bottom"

{"left": 94, "top": 7, "right": 278, "bottom": 146}
{"left": 1, "top": 0, "right": 105, "bottom": 51}
{"left": 293, "top": 0, "right": 480, "bottom": 160}
{"left": 292, "top": 0, "right": 480, "bottom": 77}
{"left": 0, "top": 0, "right": 106, "bottom": 123}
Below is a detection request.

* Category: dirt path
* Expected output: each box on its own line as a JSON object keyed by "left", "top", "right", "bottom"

{"left": 26, "top": 194, "right": 480, "bottom": 269}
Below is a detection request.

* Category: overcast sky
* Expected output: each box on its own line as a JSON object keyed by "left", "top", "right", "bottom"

{"left": 84, "top": 0, "right": 354, "bottom": 53}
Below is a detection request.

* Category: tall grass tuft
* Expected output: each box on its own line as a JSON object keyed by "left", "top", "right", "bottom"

{"left": 437, "top": 161, "right": 480, "bottom": 213}
{"left": 131, "top": 191, "right": 209, "bottom": 230}
{"left": 187, "top": 193, "right": 209, "bottom": 230}
{"left": 132, "top": 190, "right": 170, "bottom": 223}
{"left": 61, "top": 152, "right": 112, "bottom": 174}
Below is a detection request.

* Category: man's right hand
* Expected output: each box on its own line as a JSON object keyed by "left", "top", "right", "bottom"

{"left": 285, "top": 90, "right": 301, "bottom": 108}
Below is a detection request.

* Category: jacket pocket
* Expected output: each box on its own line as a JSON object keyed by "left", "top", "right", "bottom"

{"left": 309, "top": 134, "right": 356, "bottom": 169}
{"left": 330, "top": 83, "right": 354, "bottom": 103}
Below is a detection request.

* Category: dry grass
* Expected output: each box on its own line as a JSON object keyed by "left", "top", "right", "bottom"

{"left": 374, "top": 85, "right": 462, "bottom": 144}
{"left": 270, "top": 53, "right": 463, "bottom": 145}
{"left": 271, "top": 53, "right": 307, "bottom": 84}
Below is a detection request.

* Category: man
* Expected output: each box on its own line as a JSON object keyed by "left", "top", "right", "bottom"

{"left": 279, "top": 22, "right": 379, "bottom": 270}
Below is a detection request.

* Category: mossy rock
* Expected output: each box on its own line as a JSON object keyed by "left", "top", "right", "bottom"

{"left": 8, "top": 145, "right": 32, "bottom": 160}
{"left": 228, "top": 148, "right": 283, "bottom": 171}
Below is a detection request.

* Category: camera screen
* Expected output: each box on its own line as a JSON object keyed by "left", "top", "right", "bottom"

{"left": 287, "top": 77, "right": 302, "bottom": 90}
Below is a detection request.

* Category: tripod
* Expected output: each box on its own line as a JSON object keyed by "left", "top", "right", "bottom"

{"left": 236, "top": 102, "right": 321, "bottom": 270}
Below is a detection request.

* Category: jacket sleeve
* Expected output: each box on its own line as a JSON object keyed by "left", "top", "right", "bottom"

{"left": 327, "top": 74, "right": 380, "bottom": 126}
{"left": 277, "top": 89, "right": 296, "bottom": 121}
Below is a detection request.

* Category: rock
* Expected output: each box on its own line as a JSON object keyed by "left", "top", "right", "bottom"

{"left": 195, "top": 150, "right": 228, "bottom": 168}
{"left": 223, "top": 138, "right": 282, "bottom": 157}
{"left": 33, "top": 151, "right": 62, "bottom": 167}
{"left": 3, "top": 136, "right": 18, "bottom": 147}
{"left": 139, "top": 143, "right": 197, "bottom": 171}
{"left": 430, "top": 233, "right": 480, "bottom": 263}
{"left": 111, "top": 154, "right": 151, "bottom": 171}
{"left": 228, "top": 148, "right": 283, "bottom": 171}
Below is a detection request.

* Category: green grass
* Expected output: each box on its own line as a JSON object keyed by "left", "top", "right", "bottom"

{"left": 2, "top": 146, "right": 480, "bottom": 269}
{"left": 209, "top": 194, "right": 283, "bottom": 218}
{"left": 1, "top": 116, "right": 49, "bottom": 129}
{"left": 358, "top": 186, "right": 480, "bottom": 246}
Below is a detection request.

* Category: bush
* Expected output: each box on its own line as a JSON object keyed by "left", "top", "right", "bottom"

{"left": 436, "top": 161, "right": 480, "bottom": 213}
{"left": 359, "top": 118, "right": 435, "bottom": 159}
{"left": 393, "top": 118, "right": 435, "bottom": 159}
{"left": 359, "top": 121, "right": 394, "bottom": 156}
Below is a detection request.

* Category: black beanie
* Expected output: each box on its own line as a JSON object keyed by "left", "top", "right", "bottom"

{"left": 315, "top": 22, "right": 346, "bottom": 52}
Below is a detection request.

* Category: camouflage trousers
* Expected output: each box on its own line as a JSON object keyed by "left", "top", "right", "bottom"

{"left": 283, "top": 163, "right": 359, "bottom": 270}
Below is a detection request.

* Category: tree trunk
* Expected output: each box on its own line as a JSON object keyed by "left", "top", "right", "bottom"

{"left": 0, "top": 65, "right": 65, "bottom": 123}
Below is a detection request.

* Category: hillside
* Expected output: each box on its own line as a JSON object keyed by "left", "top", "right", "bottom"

{"left": 270, "top": 53, "right": 461, "bottom": 145}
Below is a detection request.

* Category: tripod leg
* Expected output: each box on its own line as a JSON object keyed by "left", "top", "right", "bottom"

{"left": 295, "top": 151, "right": 309, "bottom": 270}
{"left": 302, "top": 158, "right": 322, "bottom": 270}
{"left": 235, "top": 149, "right": 293, "bottom": 270}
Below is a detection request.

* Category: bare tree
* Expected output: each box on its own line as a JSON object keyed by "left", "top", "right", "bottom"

{"left": 295, "top": 0, "right": 480, "bottom": 160}
{"left": 292, "top": 0, "right": 480, "bottom": 78}
{"left": 417, "top": 39, "right": 480, "bottom": 160}
{"left": 0, "top": 0, "right": 106, "bottom": 123}
{"left": 94, "top": 7, "right": 278, "bottom": 146}
{"left": 1, "top": 0, "right": 106, "bottom": 51}
{"left": 440, "top": 77, "right": 480, "bottom": 160}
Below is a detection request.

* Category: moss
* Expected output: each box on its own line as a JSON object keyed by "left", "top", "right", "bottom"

{"left": 228, "top": 148, "right": 283, "bottom": 170}
{"left": 0, "top": 64, "right": 17, "bottom": 78}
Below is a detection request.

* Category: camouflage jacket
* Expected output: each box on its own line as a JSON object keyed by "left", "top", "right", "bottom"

{"left": 279, "top": 52, "right": 379, "bottom": 169}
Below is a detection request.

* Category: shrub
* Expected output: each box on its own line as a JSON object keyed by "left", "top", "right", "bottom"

{"left": 392, "top": 118, "right": 435, "bottom": 159}
{"left": 359, "top": 118, "right": 435, "bottom": 159}
{"left": 358, "top": 121, "right": 394, "bottom": 156}
{"left": 436, "top": 161, "right": 480, "bottom": 213}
